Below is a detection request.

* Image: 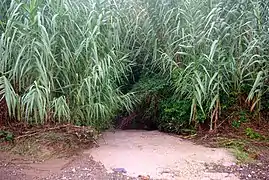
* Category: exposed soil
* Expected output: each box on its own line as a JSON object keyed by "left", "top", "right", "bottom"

{"left": 87, "top": 130, "right": 239, "bottom": 180}
{"left": 211, "top": 162, "right": 269, "bottom": 180}
{"left": 1, "top": 129, "right": 269, "bottom": 180}
{"left": 1, "top": 130, "right": 238, "bottom": 180}
{"left": 192, "top": 123, "right": 269, "bottom": 180}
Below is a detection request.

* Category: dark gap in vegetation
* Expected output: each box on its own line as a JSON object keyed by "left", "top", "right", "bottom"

{"left": 0, "top": 99, "right": 10, "bottom": 127}
{"left": 113, "top": 112, "right": 158, "bottom": 131}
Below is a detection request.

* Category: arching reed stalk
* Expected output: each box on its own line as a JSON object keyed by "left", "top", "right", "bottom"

{"left": 0, "top": 0, "right": 268, "bottom": 130}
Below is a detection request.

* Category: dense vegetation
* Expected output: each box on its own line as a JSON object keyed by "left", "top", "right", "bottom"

{"left": 0, "top": 0, "right": 269, "bottom": 132}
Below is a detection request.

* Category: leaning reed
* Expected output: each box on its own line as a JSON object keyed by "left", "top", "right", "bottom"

{"left": 0, "top": 0, "right": 268, "bottom": 130}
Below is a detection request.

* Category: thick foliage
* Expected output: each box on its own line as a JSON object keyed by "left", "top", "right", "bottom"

{"left": 158, "top": 98, "right": 193, "bottom": 134}
{"left": 0, "top": 0, "right": 139, "bottom": 129}
{"left": 144, "top": 0, "right": 269, "bottom": 130}
{"left": 0, "top": 0, "right": 269, "bottom": 131}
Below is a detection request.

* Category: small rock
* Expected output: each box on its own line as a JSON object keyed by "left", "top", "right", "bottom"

{"left": 138, "top": 175, "right": 150, "bottom": 180}
{"left": 251, "top": 171, "right": 255, "bottom": 174}
{"left": 248, "top": 174, "right": 252, "bottom": 178}
{"left": 72, "top": 168, "right": 76, "bottom": 173}
{"left": 112, "top": 168, "right": 127, "bottom": 173}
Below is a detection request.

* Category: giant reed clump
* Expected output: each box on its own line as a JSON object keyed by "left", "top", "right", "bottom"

{"left": 0, "top": 0, "right": 268, "bottom": 131}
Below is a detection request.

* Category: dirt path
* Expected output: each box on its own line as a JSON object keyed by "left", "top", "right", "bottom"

{"left": 1, "top": 130, "right": 242, "bottom": 180}
{"left": 86, "top": 130, "right": 239, "bottom": 180}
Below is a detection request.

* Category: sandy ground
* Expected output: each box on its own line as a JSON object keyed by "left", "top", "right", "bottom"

{"left": 1, "top": 130, "right": 243, "bottom": 180}
{"left": 86, "top": 130, "right": 239, "bottom": 180}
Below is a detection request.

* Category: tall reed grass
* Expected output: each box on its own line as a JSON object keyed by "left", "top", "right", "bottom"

{"left": 0, "top": 0, "right": 268, "bottom": 130}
